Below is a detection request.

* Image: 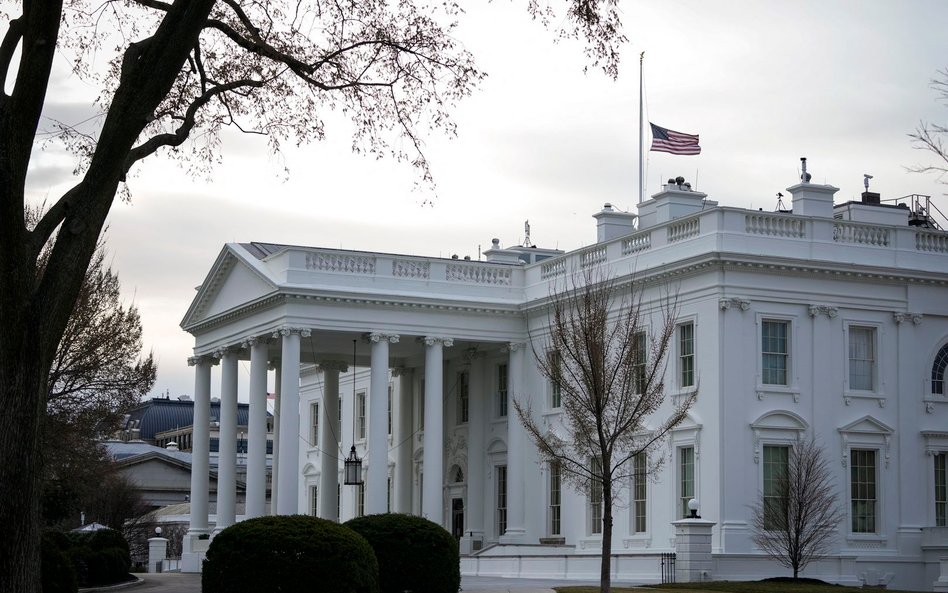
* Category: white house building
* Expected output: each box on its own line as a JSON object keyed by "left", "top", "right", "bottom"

{"left": 179, "top": 168, "right": 948, "bottom": 590}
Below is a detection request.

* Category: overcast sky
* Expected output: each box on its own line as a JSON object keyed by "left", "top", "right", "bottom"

{"left": 22, "top": 0, "right": 948, "bottom": 401}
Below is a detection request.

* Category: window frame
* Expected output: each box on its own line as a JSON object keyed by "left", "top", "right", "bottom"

{"left": 846, "top": 323, "right": 880, "bottom": 393}
{"left": 497, "top": 363, "right": 509, "bottom": 418}
{"left": 931, "top": 343, "right": 948, "bottom": 395}
{"left": 496, "top": 464, "right": 508, "bottom": 537}
{"left": 761, "top": 444, "right": 790, "bottom": 531}
{"left": 935, "top": 452, "right": 947, "bottom": 528}
{"left": 589, "top": 457, "right": 603, "bottom": 535}
{"left": 548, "top": 349, "right": 563, "bottom": 409}
{"left": 849, "top": 448, "right": 878, "bottom": 534}
{"left": 631, "top": 452, "right": 647, "bottom": 533}
{"left": 677, "top": 320, "right": 696, "bottom": 390}
{"left": 549, "top": 460, "right": 562, "bottom": 536}
{"left": 310, "top": 401, "right": 319, "bottom": 449}
{"left": 355, "top": 390, "right": 367, "bottom": 441}
{"left": 760, "top": 318, "right": 790, "bottom": 387}
{"left": 310, "top": 484, "right": 318, "bottom": 517}
{"left": 678, "top": 446, "right": 695, "bottom": 519}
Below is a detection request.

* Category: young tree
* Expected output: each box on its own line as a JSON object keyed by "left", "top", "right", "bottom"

{"left": 515, "top": 273, "right": 694, "bottom": 593}
{"left": 910, "top": 68, "right": 948, "bottom": 184}
{"left": 0, "top": 3, "right": 627, "bottom": 591}
{"left": 751, "top": 438, "right": 843, "bottom": 579}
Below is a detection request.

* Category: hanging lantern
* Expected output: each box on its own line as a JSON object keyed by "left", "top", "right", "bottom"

{"left": 344, "top": 445, "right": 363, "bottom": 485}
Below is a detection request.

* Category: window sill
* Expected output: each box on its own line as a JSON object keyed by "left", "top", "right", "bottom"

{"left": 543, "top": 408, "right": 563, "bottom": 417}
{"left": 844, "top": 533, "right": 888, "bottom": 550}
{"left": 577, "top": 535, "right": 603, "bottom": 551}
{"left": 843, "top": 391, "right": 888, "bottom": 408}
{"left": 622, "top": 535, "right": 652, "bottom": 549}
{"left": 756, "top": 385, "right": 799, "bottom": 401}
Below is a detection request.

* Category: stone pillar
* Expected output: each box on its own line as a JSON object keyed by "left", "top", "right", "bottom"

{"left": 673, "top": 517, "right": 716, "bottom": 583}
{"left": 461, "top": 349, "right": 485, "bottom": 554}
{"left": 319, "top": 361, "right": 346, "bottom": 519}
{"left": 215, "top": 349, "right": 239, "bottom": 532}
{"left": 423, "top": 337, "right": 453, "bottom": 524}
{"left": 245, "top": 338, "right": 269, "bottom": 519}
{"left": 502, "top": 342, "right": 526, "bottom": 541}
{"left": 394, "top": 367, "right": 413, "bottom": 513}
{"left": 933, "top": 557, "right": 948, "bottom": 593}
{"left": 368, "top": 333, "right": 398, "bottom": 514}
{"left": 187, "top": 357, "right": 212, "bottom": 536}
{"left": 270, "top": 363, "right": 281, "bottom": 515}
{"left": 277, "top": 328, "right": 307, "bottom": 514}
{"left": 147, "top": 537, "right": 168, "bottom": 573}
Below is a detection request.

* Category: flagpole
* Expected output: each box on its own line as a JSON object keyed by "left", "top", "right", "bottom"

{"left": 638, "top": 51, "right": 645, "bottom": 204}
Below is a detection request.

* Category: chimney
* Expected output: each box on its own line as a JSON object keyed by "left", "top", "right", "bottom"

{"left": 788, "top": 158, "right": 838, "bottom": 218}
{"left": 861, "top": 191, "right": 881, "bottom": 205}
{"left": 482, "top": 238, "right": 523, "bottom": 264}
{"left": 593, "top": 203, "right": 638, "bottom": 242}
{"left": 636, "top": 176, "right": 714, "bottom": 229}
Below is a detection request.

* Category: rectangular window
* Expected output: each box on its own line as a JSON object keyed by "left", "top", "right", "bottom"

{"left": 851, "top": 449, "right": 877, "bottom": 533}
{"left": 497, "top": 465, "right": 508, "bottom": 536}
{"left": 680, "top": 446, "right": 695, "bottom": 519}
{"left": 458, "top": 371, "right": 469, "bottom": 424}
{"left": 936, "top": 452, "right": 947, "bottom": 527}
{"left": 310, "top": 485, "right": 318, "bottom": 517}
{"left": 762, "top": 445, "right": 790, "bottom": 530}
{"left": 761, "top": 320, "right": 789, "bottom": 385}
{"left": 358, "top": 482, "right": 366, "bottom": 517}
{"left": 549, "top": 461, "right": 562, "bottom": 536}
{"left": 679, "top": 323, "right": 695, "bottom": 388}
{"left": 310, "top": 401, "right": 319, "bottom": 447}
{"left": 356, "top": 391, "right": 366, "bottom": 440}
{"left": 590, "top": 458, "right": 603, "bottom": 535}
{"left": 632, "top": 453, "right": 647, "bottom": 533}
{"left": 388, "top": 385, "right": 393, "bottom": 436}
{"left": 548, "top": 350, "right": 562, "bottom": 408}
{"left": 336, "top": 484, "right": 341, "bottom": 521}
{"left": 849, "top": 326, "right": 876, "bottom": 391}
{"left": 633, "top": 332, "right": 647, "bottom": 394}
{"left": 419, "top": 379, "right": 425, "bottom": 431}
{"left": 498, "top": 364, "right": 508, "bottom": 417}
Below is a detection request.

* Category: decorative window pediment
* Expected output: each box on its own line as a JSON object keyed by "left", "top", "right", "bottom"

{"left": 838, "top": 415, "right": 894, "bottom": 468}
{"left": 750, "top": 410, "right": 808, "bottom": 464}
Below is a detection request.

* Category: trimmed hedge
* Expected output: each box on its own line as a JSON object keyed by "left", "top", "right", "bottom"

{"left": 59, "top": 529, "right": 130, "bottom": 587}
{"left": 41, "top": 530, "right": 77, "bottom": 593}
{"left": 203, "top": 515, "right": 379, "bottom": 593}
{"left": 346, "top": 514, "right": 460, "bottom": 593}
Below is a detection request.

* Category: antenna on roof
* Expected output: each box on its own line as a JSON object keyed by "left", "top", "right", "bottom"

{"left": 775, "top": 192, "right": 786, "bottom": 211}
{"left": 522, "top": 220, "right": 532, "bottom": 247}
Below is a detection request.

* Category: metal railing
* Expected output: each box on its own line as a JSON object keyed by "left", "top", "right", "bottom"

{"left": 661, "top": 552, "right": 676, "bottom": 583}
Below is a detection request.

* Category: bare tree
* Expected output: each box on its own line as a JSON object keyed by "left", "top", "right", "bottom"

{"left": 751, "top": 438, "right": 843, "bottom": 579}
{"left": 0, "top": 3, "right": 627, "bottom": 591}
{"left": 515, "top": 273, "right": 694, "bottom": 593}
{"left": 909, "top": 68, "right": 948, "bottom": 184}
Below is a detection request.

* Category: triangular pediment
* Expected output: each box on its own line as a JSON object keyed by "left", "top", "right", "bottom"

{"left": 181, "top": 244, "right": 279, "bottom": 329}
{"left": 838, "top": 415, "right": 894, "bottom": 435}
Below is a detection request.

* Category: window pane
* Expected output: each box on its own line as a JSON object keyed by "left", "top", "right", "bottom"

{"left": 633, "top": 453, "right": 647, "bottom": 533}
{"left": 933, "top": 345, "right": 948, "bottom": 394}
{"left": 498, "top": 364, "right": 508, "bottom": 417}
{"left": 497, "top": 465, "right": 507, "bottom": 536}
{"left": 851, "top": 449, "right": 877, "bottom": 533}
{"left": 761, "top": 321, "right": 788, "bottom": 385}
{"left": 550, "top": 461, "right": 561, "bottom": 535}
{"left": 680, "top": 447, "right": 695, "bottom": 518}
{"left": 849, "top": 327, "right": 876, "bottom": 391}
{"left": 680, "top": 323, "right": 695, "bottom": 388}
{"left": 590, "top": 458, "right": 603, "bottom": 534}
{"left": 762, "top": 445, "right": 789, "bottom": 530}
{"left": 936, "top": 453, "right": 947, "bottom": 527}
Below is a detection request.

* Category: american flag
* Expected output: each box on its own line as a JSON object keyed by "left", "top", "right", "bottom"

{"left": 649, "top": 123, "right": 701, "bottom": 155}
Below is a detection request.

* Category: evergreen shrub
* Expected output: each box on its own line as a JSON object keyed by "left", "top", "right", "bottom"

{"left": 345, "top": 513, "right": 460, "bottom": 593}
{"left": 202, "top": 515, "right": 379, "bottom": 593}
{"left": 41, "top": 530, "right": 77, "bottom": 593}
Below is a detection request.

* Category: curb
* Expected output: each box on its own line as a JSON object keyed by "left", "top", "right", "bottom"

{"left": 79, "top": 575, "right": 144, "bottom": 593}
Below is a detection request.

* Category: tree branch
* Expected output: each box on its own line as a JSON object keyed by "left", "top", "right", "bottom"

{"left": 0, "top": 16, "right": 24, "bottom": 100}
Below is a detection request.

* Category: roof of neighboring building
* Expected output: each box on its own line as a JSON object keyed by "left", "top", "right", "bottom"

{"left": 123, "top": 397, "right": 263, "bottom": 441}
{"left": 104, "top": 440, "right": 193, "bottom": 464}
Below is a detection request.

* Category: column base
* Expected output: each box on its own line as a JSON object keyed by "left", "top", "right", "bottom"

{"left": 181, "top": 531, "right": 212, "bottom": 573}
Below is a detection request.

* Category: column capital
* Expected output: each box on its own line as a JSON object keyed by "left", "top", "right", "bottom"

{"left": 421, "top": 336, "right": 454, "bottom": 348}
{"left": 502, "top": 342, "right": 526, "bottom": 353}
{"left": 187, "top": 354, "right": 220, "bottom": 366}
{"left": 274, "top": 327, "right": 311, "bottom": 338}
{"left": 463, "top": 347, "right": 485, "bottom": 361}
{"left": 317, "top": 360, "right": 349, "bottom": 373}
{"left": 391, "top": 365, "right": 409, "bottom": 377}
{"left": 241, "top": 335, "right": 271, "bottom": 349}
{"left": 212, "top": 345, "right": 241, "bottom": 359}
{"left": 366, "top": 332, "right": 400, "bottom": 344}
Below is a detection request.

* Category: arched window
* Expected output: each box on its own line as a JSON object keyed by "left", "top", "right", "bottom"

{"left": 933, "top": 344, "right": 948, "bottom": 394}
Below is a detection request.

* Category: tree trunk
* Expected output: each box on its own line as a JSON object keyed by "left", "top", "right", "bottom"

{"left": 601, "top": 479, "right": 613, "bottom": 593}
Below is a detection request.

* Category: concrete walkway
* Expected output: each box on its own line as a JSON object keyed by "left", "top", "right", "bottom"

{"left": 130, "top": 572, "right": 628, "bottom": 592}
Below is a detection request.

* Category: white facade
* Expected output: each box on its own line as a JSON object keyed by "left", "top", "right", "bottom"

{"left": 180, "top": 174, "right": 948, "bottom": 589}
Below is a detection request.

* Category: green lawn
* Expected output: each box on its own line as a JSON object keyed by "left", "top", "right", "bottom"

{"left": 555, "top": 581, "right": 926, "bottom": 593}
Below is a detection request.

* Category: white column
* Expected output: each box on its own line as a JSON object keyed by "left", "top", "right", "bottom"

{"left": 319, "top": 361, "right": 346, "bottom": 519}
{"left": 187, "top": 356, "right": 212, "bottom": 535}
{"left": 368, "top": 333, "right": 398, "bottom": 514}
{"left": 423, "top": 337, "right": 453, "bottom": 524}
{"left": 277, "top": 328, "right": 306, "bottom": 514}
{"left": 245, "top": 338, "right": 269, "bottom": 519}
{"left": 502, "top": 342, "right": 526, "bottom": 540}
{"left": 215, "top": 349, "right": 239, "bottom": 532}
{"left": 465, "top": 351, "right": 486, "bottom": 544}
{"left": 270, "top": 363, "right": 281, "bottom": 515}
{"left": 394, "top": 367, "right": 413, "bottom": 513}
